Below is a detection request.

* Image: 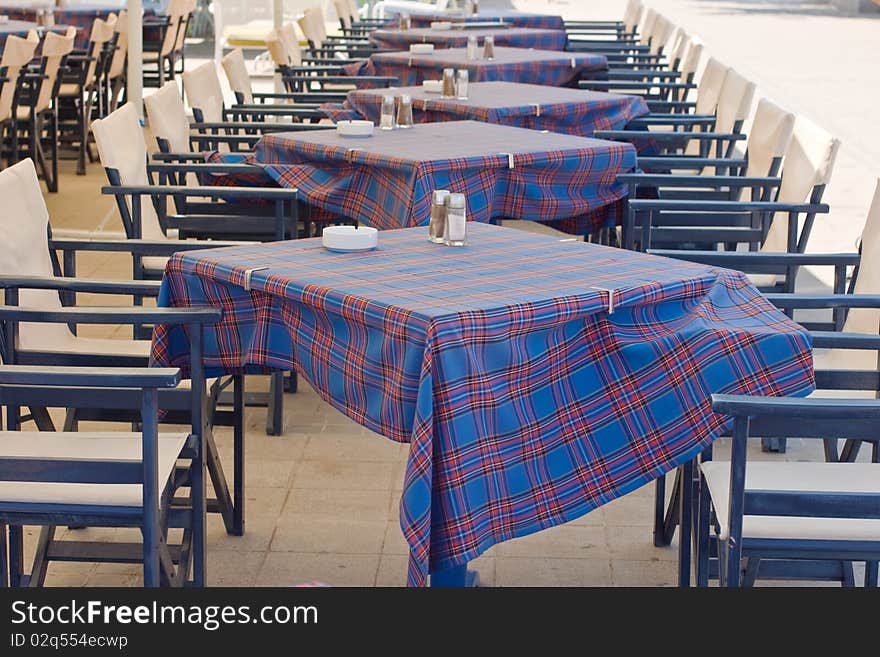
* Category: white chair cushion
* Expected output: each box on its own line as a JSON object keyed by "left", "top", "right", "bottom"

{"left": 20, "top": 336, "right": 151, "bottom": 358}
{"left": 843, "top": 179, "right": 880, "bottom": 336}
{"left": 221, "top": 48, "right": 254, "bottom": 104}
{"left": 701, "top": 460, "right": 880, "bottom": 541}
{"left": 144, "top": 81, "right": 192, "bottom": 154}
{"left": 0, "top": 431, "right": 188, "bottom": 507}
{"left": 743, "top": 98, "right": 795, "bottom": 181}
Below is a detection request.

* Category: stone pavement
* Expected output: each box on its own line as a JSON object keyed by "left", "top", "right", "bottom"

{"left": 25, "top": 0, "right": 875, "bottom": 587}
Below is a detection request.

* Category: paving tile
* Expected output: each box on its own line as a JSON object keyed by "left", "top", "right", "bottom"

{"left": 611, "top": 560, "right": 679, "bottom": 587}
{"left": 496, "top": 524, "right": 609, "bottom": 559}
{"left": 282, "top": 488, "right": 393, "bottom": 522}
{"left": 271, "top": 517, "right": 387, "bottom": 554}
{"left": 256, "top": 552, "right": 380, "bottom": 587}
{"left": 291, "top": 460, "right": 396, "bottom": 491}
{"left": 495, "top": 557, "right": 613, "bottom": 587}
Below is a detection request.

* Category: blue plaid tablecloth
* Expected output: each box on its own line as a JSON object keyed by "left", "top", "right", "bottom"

{"left": 370, "top": 27, "right": 567, "bottom": 51}
{"left": 344, "top": 47, "right": 608, "bottom": 87}
{"left": 322, "top": 82, "right": 650, "bottom": 140}
{"left": 151, "top": 223, "right": 815, "bottom": 586}
{"left": 249, "top": 120, "right": 636, "bottom": 235}
{"left": 406, "top": 10, "right": 565, "bottom": 30}
{"left": 0, "top": 4, "right": 122, "bottom": 47}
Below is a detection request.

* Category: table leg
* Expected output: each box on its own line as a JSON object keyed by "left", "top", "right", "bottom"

{"left": 430, "top": 563, "right": 480, "bottom": 587}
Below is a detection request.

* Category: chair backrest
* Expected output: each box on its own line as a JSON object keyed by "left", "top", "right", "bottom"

{"left": 0, "top": 159, "right": 75, "bottom": 351}
{"left": 0, "top": 33, "right": 39, "bottom": 122}
{"left": 182, "top": 61, "right": 225, "bottom": 123}
{"left": 144, "top": 80, "right": 191, "bottom": 154}
{"left": 108, "top": 9, "right": 128, "bottom": 80}
{"left": 844, "top": 179, "right": 880, "bottom": 336}
{"left": 668, "top": 30, "right": 689, "bottom": 70}
{"left": 32, "top": 28, "right": 76, "bottom": 114}
{"left": 744, "top": 98, "right": 795, "bottom": 179}
{"left": 221, "top": 48, "right": 253, "bottom": 104}
{"left": 280, "top": 23, "right": 303, "bottom": 66}
{"left": 174, "top": 0, "right": 197, "bottom": 54}
{"left": 712, "top": 68, "right": 756, "bottom": 156}
{"left": 334, "top": 0, "right": 352, "bottom": 28}
{"left": 90, "top": 103, "right": 166, "bottom": 240}
{"left": 623, "top": 0, "right": 643, "bottom": 34}
{"left": 347, "top": 0, "right": 360, "bottom": 20}
{"left": 638, "top": 8, "right": 657, "bottom": 46}
{"left": 694, "top": 57, "right": 729, "bottom": 117}
{"left": 298, "top": 6, "right": 327, "bottom": 49}
{"left": 679, "top": 39, "right": 703, "bottom": 84}
{"left": 83, "top": 14, "right": 118, "bottom": 87}
{"left": 649, "top": 16, "right": 675, "bottom": 56}
{"left": 760, "top": 116, "right": 840, "bottom": 253}
{"left": 159, "top": 0, "right": 188, "bottom": 57}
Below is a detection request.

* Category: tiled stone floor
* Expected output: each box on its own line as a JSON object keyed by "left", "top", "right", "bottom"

{"left": 15, "top": 0, "right": 876, "bottom": 586}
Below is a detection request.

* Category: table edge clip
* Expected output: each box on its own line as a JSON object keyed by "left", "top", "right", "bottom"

{"left": 591, "top": 286, "right": 616, "bottom": 314}
{"left": 531, "top": 103, "right": 542, "bottom": 117}
{"left": 498, "top": 152, "right": 515, "bottom": 169}
{"left": 242, "top": 266, "right": 269, "bottom": 291}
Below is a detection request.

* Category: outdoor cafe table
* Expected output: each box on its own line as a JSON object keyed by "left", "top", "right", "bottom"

{"left": 0, "top": 20, "right": 73, "bottom": 48}
{"left": 0, "top": 3, "right": 120, "bottom": 47}
{"left": 322, "top": 82, "right": 649, "bottom": 139}
{"left": 369, "top": 26, "right": 567, "bottom": 51}
{"left": 151, "top": 223, "right": 815, "bottom": 586}
{"left": 405, "top": 10, "right": 565, "bottom": 30}
{"left": 344, "top": 47, "right": 608, "bottom": 87}
{"left": 250, "top": 120, "right": 636, "bottom": 235}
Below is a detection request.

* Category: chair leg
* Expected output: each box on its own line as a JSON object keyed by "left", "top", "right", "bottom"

{"left": 654, "top": 468, "right": 681, "bottom": 547}
{"left": 695, "top": 469, "right": 712, "bottom": 587}
{"left": 0, "top": 522, "right": 8, "bottom": 588}
{"left": 233, "top": 375, "right": 245, "bottom": 536}
{"left": 865, "top": 561, "right": 879, "bottom": 588}
{"left": 48, "top": 109, "right": 59, "bottom": 193}
{"left": 28, "top": 526, "right": 55, "bottom": 587}
{"left": 677, "top": 459, "right": 695, "bottom": 587}
{"left": 191, "top": 430, "right": 207, "bottom": 586}
{"left": 8, "top": 525, "right": 24, "bottom": 587}
{"left": 742, "top": 557, "right": 761, "bottom": 587}
{"left": 266, "top": 371, "right": 284, "bottom": 436}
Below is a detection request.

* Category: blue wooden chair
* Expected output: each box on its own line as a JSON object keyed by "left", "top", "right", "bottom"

{"left": 622, "top": 116, "right": 839, "bottom": 270}
{"left": 0, "top": 158, "right": 248, "bottom": 543}
{"left": 0, "top": 302, "right": 219, "bottom": 588}
{"left": 701, "top": 390, "right": 880, "bottom": 587}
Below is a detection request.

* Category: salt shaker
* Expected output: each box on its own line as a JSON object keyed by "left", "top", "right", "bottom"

{"left": 472, "top": 0, "right": 480, "bottom": 15}
{"left": 396, "top": 94, "right": 414, "bottom": 128}
{"left": 398, "top": 13, "right": 410, "bottom": 30}
{"left": 428, "top": 189, "right": 450, "bottom": 243}
{"left": 483, "top": 35, "right": 495, "bottom": 60}
{"left": 466, "top": 35, "right": 478, "bottom": 60}
{"left": 441, "top": 68, "right": 456, "bottom": 98}
{"left": 456, "top": 69, "right": 469, "bottom": 99}
{"left": 444, "top": 194, "right": 467, "bottom": 247}
{"left": 379, "top": 95, "right": 395, "bottom": 130}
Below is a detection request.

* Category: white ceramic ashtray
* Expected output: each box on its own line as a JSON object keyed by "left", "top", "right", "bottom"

{"left": 322, "top": 225, "right": 379, "bottom": 252}
{"left": 422, "top": 80, "right": 443, "bottom": 93}
{"left": 430, "top": 21, "right": 452, "bottom": 30}
{"left": 409, "top": 43, "right": 434, "bottom": 55}
{"left": 336, "top": 120, "right": 374, "bottom": 137}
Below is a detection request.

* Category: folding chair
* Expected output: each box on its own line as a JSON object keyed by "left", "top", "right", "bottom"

{"left": 15, "top": 29, "right": 76, "bottom": 194}
{"left": 0, "top": 306, "right": 217, "bottom": 588}
{"left": 57, "top": 14, "right": 117, "bottom": 175}
{"left": 265, "top": 26, "right": 398, "bottom": 103}
{"left": 699, "top": 390, "right": 880, "bottom": 587}
{"left": 298, "top": 5, "right": 383, "bottom": 60}
{"left": 1, "top": 32, "right": 40, "bottom": 169}
{"left": 143, "top": 0, "right": 193, "bottom": 87}
{"left": 182, "top": 61, "right": 326, "bottom": 143}
{"left": 106, "top": 9, "right": 129, "bottom": 111}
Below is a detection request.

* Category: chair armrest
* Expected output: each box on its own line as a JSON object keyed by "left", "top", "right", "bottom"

{"left": 0, "top": 364, "right": 181, "bottom": 389}
{"left": 147, "top": 163, "right": 266, "bottom": 175}
{"left": 190, "top": 121, "right": 328, "bottom": 132}
{"left": 628, "top": 199, "right": 829, "bottom": 213}
{"left": 0, "top": 275, "right": 161, "bottom": 296}
{"left": 596, "top": 130, "right": 746, "bottom": 142}
{"left": 617, "top": 173, "right": 780, "bottom": 188}
{"left": 647, "top": 251, "right": 860, "bottom": 268}
{"left": 49, "top": 238, "right": 246, "bottom": 256}
{"left": 0, "top": 304, "right": 221, "bottom": 326}
{"left": 711, "top": 393, "right": 880, "bottom": 419}
{"left": 626, "top": 116, "right": 715, "bottom": 127}
{"left": 101, "top": 185, "right": 299, "bottom": 200}
{"left": 763, "top": 294, "right": 880, "bottom": 310}
{"left": 636, "top": 157, "right": 748, "bottom": 170}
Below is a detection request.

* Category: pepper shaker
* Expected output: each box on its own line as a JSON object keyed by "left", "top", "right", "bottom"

{"left": 441, "top": 68, "right": 456, "bottom": 98}
{"left": 483, "top": 35, "right": 495, "bottom": 60}
{"left": 456, "top": 69, "right": 469, "bottom": 100}
{"left": 466, "top": 35, "right": 478, "bottom": 60}
{"left": 444, "top": 194, "right": 467, "bottom": 247}
{"left": 379, "top": 94, "right": 395, "bottom": 130}
{"left": 428, "top": 190, "right": 450, "bottom": 243}
{"left": 396, "top": 94, "right": 414, "bottom": 128}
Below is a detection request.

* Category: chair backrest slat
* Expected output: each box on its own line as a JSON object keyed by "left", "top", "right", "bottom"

{"left": 182, "top": 60, "right": 225, "bottom": 124}
{"left": 144, "top": 80, "right": 191, "bottom": 153}
{"left": 221, "top": 48, "right": 253, "bottom": 104}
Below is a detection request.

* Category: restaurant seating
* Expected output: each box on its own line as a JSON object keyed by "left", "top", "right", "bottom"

{"left": 334, "top": 0, "right": 387, "bottom": 36}
{"left": 143, "top": 0, "right": 195, "bottom": 87}
{"left": 0, "top": 32, "right": 39, "bottom": 169}
{"left": 298, "top": 5, "right": 382, "bottom": 60}
{"left": 57, "top": 14, "right": 117, "bottom": 175}
{"left": 105, "top": 9, "right": 128, "bottom": 111}
{"left": 14, "top": 28, "right": 75, "bottom": 193}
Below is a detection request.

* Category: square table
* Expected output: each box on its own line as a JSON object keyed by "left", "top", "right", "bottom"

{"left": 323, "top": 82, "right": 650, "bottom": 139}
{"left": 152, "top": 223, "right": 815, "bottom": 586}
{"left": 406, "top": 10, "right": 565, "bottom": 30}
{"left": 369, "top": 26, "right": 567, "bottom": 51}
{"left": 0, "top": 4, "right": 119, "bottom": 47}
{"left": 250, "top": 120, "right": 637, "bottom": 235}
{"left": 344, "top": 47, "right": 608, "bottom": 87}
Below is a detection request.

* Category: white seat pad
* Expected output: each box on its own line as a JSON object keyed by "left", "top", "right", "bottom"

{"left": 0, "top": 431, "right": 188, "bottom": 507}
{"left": 701, "top": 461, "right": 880, "bottom": 541}
{"left": 21, "top": 336, "right": 151, "bottom": 358}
